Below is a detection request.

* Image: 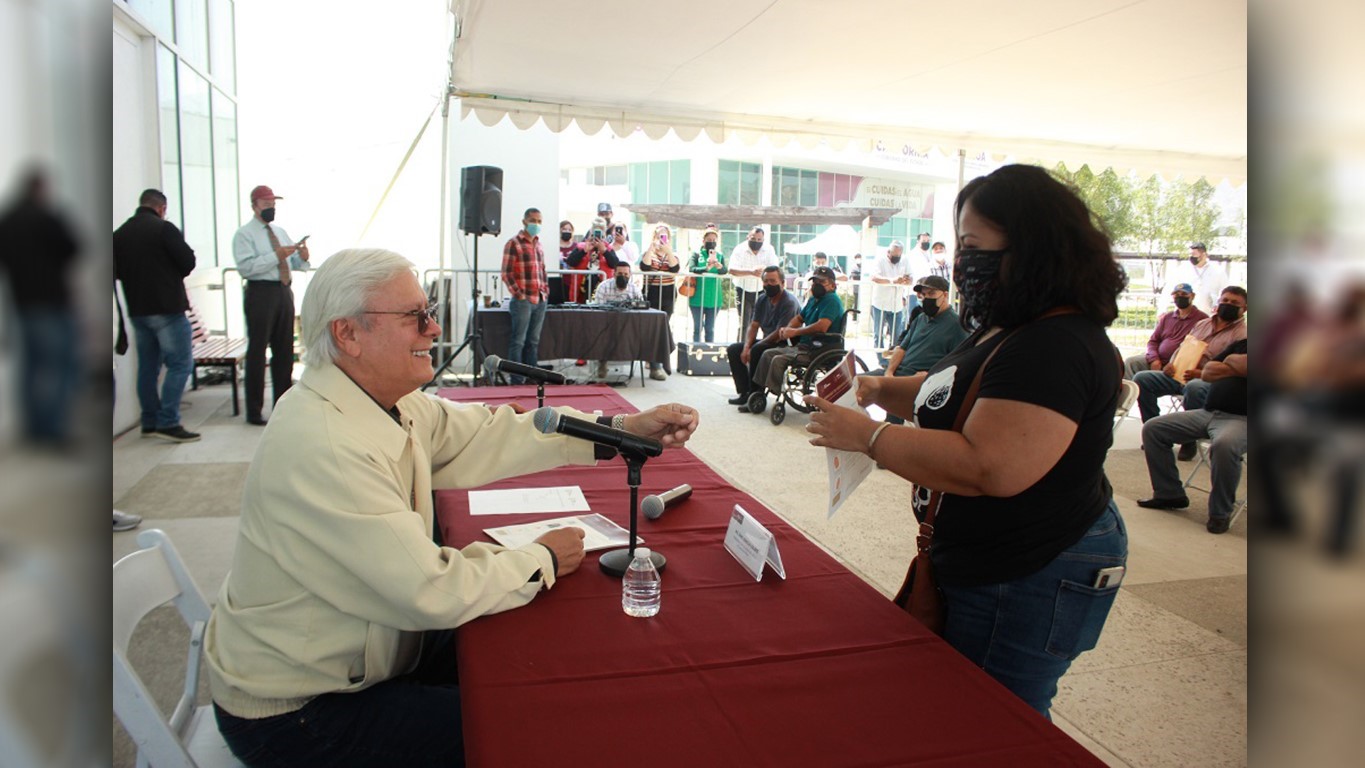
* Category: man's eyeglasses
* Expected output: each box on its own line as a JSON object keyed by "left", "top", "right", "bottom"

{"left": 363, "top": 303, "right": 441, "bottom": 334}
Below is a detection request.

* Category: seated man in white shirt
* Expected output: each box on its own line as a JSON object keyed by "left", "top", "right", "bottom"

{"left": 592, "top": 262, "right": 645, "bottom": 379}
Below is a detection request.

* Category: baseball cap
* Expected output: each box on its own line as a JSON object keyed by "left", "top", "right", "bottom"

{"left": 811, "top": 266, "right": 837, "bottom": 282}
{"left": 597, "top": 202, "right": 612, "bottom": 214}
{"left": 914, "top": 275, "right": 951, "bottom": 293}
{"left": 1188, "top": 242, "right": 1206, "bottom": 251}
{"left": 250, "top": 185, "right": 281, "bottom": 203}
{"left": 1171, "top": 283, "right": 1194, "bottom": 294}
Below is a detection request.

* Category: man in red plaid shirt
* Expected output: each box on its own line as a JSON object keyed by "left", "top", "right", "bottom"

{"left": 500, "top": 208, "right": 548, "bottom": 383}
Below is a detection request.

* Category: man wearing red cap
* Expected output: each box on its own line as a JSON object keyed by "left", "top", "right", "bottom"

{"left": 232, "top": 185, "right": 311, "bottom": 425}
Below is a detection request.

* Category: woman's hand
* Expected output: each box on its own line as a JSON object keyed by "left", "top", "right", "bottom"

{"left": 855, "top": 375, "right": 883, "bottom": 409}
{"left": 803, "top": 395, "right": 880, "bottom": 453}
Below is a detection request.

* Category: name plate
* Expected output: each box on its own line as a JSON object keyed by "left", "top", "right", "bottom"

{"left": 723, "top": 505, "right": 786, "bottom": 581}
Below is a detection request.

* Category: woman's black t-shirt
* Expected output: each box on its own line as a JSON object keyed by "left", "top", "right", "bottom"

{"left": 910, "top": 314, "right": 1120, "bottom": 587}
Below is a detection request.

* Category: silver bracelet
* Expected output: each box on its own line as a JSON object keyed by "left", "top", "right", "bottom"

{"left": 612, "top": 414, "right": 627, "bottom": 431}
{"left": 867, "top": 422, "right": 892, "bottom": 455}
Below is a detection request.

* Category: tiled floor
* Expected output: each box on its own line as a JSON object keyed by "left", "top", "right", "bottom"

{"left": 113, "top": 362, "right": 1250, "bottom": 768}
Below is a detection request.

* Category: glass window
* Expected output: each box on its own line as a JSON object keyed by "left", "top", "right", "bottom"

{"left": 175, "top": 0, "right": 209, "bottom": 69}
{"left": 799, "top": 170, "right": 818, "bottom": 206}
{"left": 669, "top": 160, "right": 689, "bottom": 203}
{"left": 718, "top": 160, "right": 759, "bottom": 205}
{"left": 156, "top": 44, "right": 182, "bottom": 226}
{"left": 876, "top": 218, "right": 909, "bottom": 247}
{"left": 605, "top": 165, "right": 627, "bottom": 185}
{"left": 208, "top": 0, "right": 235, "bottom": 91}
{"left": 178, "top": 61, "right": 216, "bottom": 268}
{"left": 740, "top": 162, "right": 760, "bottom": 205}
{"left": 718, "top": 160, "right": 739, "bottom": 205}
{"left": 127, "top": 0, "right": 175, "bottom": 40}
{"left": 211, "top": 88, "right": 239, "bottom": 271}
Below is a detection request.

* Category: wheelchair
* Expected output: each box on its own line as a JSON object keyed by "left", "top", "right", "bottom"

{"left": 745, "top": 309, "right": 868, "bottom": 425}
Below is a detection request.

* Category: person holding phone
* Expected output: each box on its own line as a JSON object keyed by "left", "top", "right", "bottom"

{"left": 804, "top": 165, "right": 1129, "bottom": 720}
{"left": 232, "top": 184, "right": 311, "bottom": 425}
{"left": 687, "top": 225, "right": 729, "bottom": 343}
{"left": 562, "top": 217, "right": 619, "bottom": 303}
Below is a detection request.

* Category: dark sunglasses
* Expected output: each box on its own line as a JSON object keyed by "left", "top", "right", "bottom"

{"left": 363, "top": 303, "right": 441, "bottom": 334}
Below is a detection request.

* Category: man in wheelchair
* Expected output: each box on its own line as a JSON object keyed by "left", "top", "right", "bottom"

{"left": 743, "top": 265, "right": 854, "bottom": 422}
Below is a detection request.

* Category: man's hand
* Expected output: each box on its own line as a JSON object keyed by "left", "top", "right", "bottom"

{"left": 534, "top": 527, "right": 586, "bottom": 577}
{"left": 778, "top": 327, "right": 798, "bottom": 341}
{"left": 803, "top": 395, "right": 880, "bottom": 453}
{"left": 1149, "top": 359, "right": 1163, "bottom": 371}
{"left": 1162, "top": 362, "right": 1177, "bottom": 378}
{"left": 489, "top": 402, "right": 528, "bottom": 416}
{"left": 1183, "top": 367, "right": 1203, "bottom": 382}
{"left": 741, "top": 345, "right": 752, "bottom": 365}
{"left": 624, "top": 403, "right": 699, "bottom": 448}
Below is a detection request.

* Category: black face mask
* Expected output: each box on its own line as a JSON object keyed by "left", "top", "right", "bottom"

{"left": 887, "top": 255, "right": 901, "bottom": 264}
{"left": 763, "top": 283, "right": 782, "bottom": 298}
{"left": 704, "top": 241, "right": 717, "bottom": 252}
{"left": 560, "top": 231, "right": 572, "bottom": 242}
{"left": 1190, "top": 255, "right": 1202, "bottom": 265}
{"left": 748, "top": 239, "right": 762, "bottom": 252}
{"left": 920, "top": 299, "right": 941, "bottom": 317}
{"left": 920, "top": 241, "right": 930, "bottom": 250}
{"left": 260, "top": 207, "right": 276, "bottom": 223}
{"left": 953, "top": 248, "right": 1008, "bottom": 327}
{"left": 615, "top": 275, "right": 629, "bottom": 289}
{"left": 810, "top": 282, "right": 828, "bottom": 299}
{"left": 1217, "top": 303, "right": 1241, "bottom": 322}
{"left": 1173, "top": 295, "right": 1192, "bottom": 310}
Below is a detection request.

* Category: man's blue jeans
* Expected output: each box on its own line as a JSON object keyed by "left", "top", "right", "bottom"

{"left": 130, "top": 313, "right": 193, "bottom": 430}
{"left": 871, "top": 307, "right": 905, "bottom": 348}
{"left": 941, "top": 500, "right": 1127, "bottom": 719}
{"left": 17, "top": 308, "right": 79, "bottom": 441}
{"left": 1133, "top": 369, "right": 1186, "bottom": 422}
{"left": 506, "top": 298, "right": 546, "bottom": 384}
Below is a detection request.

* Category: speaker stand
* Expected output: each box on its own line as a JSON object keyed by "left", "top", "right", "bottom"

{"left": 424, "top": 235, "right": 485, "bottom": 390}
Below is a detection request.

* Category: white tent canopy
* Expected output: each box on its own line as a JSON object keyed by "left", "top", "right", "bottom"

{"left": 450, "top": 0, "right": 1246, "bottom": 182}
{"left": 783, "top": 225, "right": 865, "bottom": 257}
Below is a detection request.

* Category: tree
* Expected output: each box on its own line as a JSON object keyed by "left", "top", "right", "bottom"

{"left": 1050, "top": 162, "right": 1136, "bottom": 245}
{"left": 1161, "top": 177, "right": 1222, "bottom": 255}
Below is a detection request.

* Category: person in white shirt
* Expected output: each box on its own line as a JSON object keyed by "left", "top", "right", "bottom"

{"left": 869, "top": 241, "right": 913, "bottom": 348}
{"left": 1172, "top": 242, "right": 1230, "bottom": 314}
{"left": 609, "top": 224, "right": 639, "bottom": 269}
{"left": 592, "top": 262, "right": 643, "bottom": 304}
{"left": 728, "top": 225, "right": 779, "bottom": 340}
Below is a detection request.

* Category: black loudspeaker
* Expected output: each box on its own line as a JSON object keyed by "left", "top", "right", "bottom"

{"left": 460, "top": 165, "right": 502, "bottom": 236}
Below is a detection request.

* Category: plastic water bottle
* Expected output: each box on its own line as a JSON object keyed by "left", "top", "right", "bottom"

{"left": 622, "top": 547, "right": 661, "bottom": 617}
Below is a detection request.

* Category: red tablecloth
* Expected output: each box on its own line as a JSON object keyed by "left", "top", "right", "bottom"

{"left": 436, "top": 385, "right": 1103, "bottom": 767}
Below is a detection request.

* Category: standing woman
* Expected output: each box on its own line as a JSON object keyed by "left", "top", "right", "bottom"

{"left": 805, "top": 164, "right": 1129, "bottom": 719}
{"left": 687, "top": 225, "right": 729, "bottom": 343}
{"left": 638, "top": 223, "right": 680, "bottom": 380}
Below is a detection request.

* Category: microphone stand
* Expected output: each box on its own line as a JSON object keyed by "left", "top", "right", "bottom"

{"left": 598, "top": 449, "right": 666, "bottom": 576}
{"left": 537, "top": 380, "right": 546, "bottom": 410}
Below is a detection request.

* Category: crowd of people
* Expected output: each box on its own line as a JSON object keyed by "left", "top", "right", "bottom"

{"left": 101, "top": 167, "right": 1283, "bottom": 765}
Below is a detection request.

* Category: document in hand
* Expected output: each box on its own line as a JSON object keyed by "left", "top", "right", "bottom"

{"left": 815, "top": 351, "right": 875, "bottom": 518}
{"left": 1168, "top": 336, "right": 1209, "bottom": 383}
{"left": 484, "top": 513, "right": 636, "bottom": 552}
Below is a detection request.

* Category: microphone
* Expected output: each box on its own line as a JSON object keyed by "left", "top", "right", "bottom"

{"left": 641, "top": 484, "right": 692, "bottom": 520}
{"left": 532, "top": 407, "right": 663, "bottom": 458}
{"left": 484, "top": 355, "right": 566, "bottom": 385}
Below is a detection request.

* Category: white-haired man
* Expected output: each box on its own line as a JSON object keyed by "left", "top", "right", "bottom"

{"left": 205, "top": 248, "right": 700, "bottom": 766}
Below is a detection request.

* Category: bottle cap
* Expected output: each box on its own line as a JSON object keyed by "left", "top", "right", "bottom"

{"left": 633, "top": 547, "right": 652, "bottom": 559}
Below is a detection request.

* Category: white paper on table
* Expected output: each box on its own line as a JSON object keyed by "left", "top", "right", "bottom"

{"left": 815, "top": 351, "right": 875, "bottom": 518}
{"left": 484, "top": 513, "right": 635, "bottom": 552}
{"left": 468, "top": 486, "right": 590, "bottom": 516}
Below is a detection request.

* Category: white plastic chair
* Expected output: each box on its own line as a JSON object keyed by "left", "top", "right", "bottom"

{"left": 113, "top": 529, "right": 243, "bottom": 768}
{"left": 1183, "top": 440, "right": 1248, "bottom": 524}
{"left": 1113, "top": 379, "right": 1140, "bottom": 436}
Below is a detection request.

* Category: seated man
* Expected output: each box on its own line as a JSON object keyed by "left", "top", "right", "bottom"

{"left": 873, "top": 275, "right": 969, "bottom": 424}
{"left": 1124, "top": 283, "right": 1208, "bottom": 379}
{"left": 591, "top": 262, "right": 645, "bottom": 378}
{"left": 744, "top": 265, "right": 844, "bottom": 412}
{"left": 205, "top": 248, "right": 699, "bottom": 766}
{"left": 1133, "top": 286, "right": 1247, "bottom": 460}
{"left": 728, "top": 265, "right": 801, "bottom": 406}
{"left": 1138, "top": 339, "right": 1247, "bottom": 534}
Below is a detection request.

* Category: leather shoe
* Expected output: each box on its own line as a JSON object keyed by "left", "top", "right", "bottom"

{"left": 1177, "top": 442, "right": 1199, "bottom": 461}
{"left": 1206, "top": 516, "right": 1231, "bottom": 534}
{"left": 246, "top": 415, "right": 268, "bottom": 426}
{"left": 1136, "top": 495, "right": 1189, "bottom": 510}
{"left": 727, "top": 395, "right": 748, "bottom": 405}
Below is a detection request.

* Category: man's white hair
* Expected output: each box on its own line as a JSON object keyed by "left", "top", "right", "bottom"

{"left": 300, "top": 248, "right": 416, "bottom": 367}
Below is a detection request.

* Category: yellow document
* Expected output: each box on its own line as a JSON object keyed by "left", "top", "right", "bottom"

{"left": 1168, "top": 336, "right": 1208, "bottom": 383}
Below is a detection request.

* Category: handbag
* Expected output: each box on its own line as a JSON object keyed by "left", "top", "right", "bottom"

{"left": 678, "top": 275, "right": 696, "bottom": 297}
{"left": 892, "top": 327, "right": 1019, "bottom": 635}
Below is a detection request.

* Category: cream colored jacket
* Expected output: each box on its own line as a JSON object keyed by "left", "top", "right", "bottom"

{"left": 206, "top": 364, "right": 597, "bottom": 718}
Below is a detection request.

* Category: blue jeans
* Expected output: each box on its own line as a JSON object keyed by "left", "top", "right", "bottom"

{"left": 690, "top": 305, "right": 716, "bottom": 343}
{"left": 1143, "top": 410, "right": 1246, "bottom": 521}
{"left": 941, "top": 500, "right": 1127, "bottom": 719}
{"left": 1133, "top": 369, "right": 1186, "bottom": 422}
{"left": 130, "top": 313, "right": 194, "bottom": 430}
{"left": 506, "top": 298, "right": 547, "bottom": 384}
{"left": 17, "top": 309, "right": 79, "bottom": 442}
{"left": 1181, "top": 378, "right": 1212, "bottom": 412}
{"left": 215, "top": 630, "right": 462, "bottom": 767}
{"left": 871, "top": 307, "right": 905, "bottom": 348}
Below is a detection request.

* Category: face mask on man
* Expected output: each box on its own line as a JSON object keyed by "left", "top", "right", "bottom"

{"left": 525, "top": 223, "right": 542, "bottom": 237}
{"left": 810, "top": 282, "right": 828, "bottom": 299}
{"left": 615, "top": 275, "right": 629, "bottom": 289}
{"left": 920, "top": 241, "right": 930, "bottom": 250}
{"left": 749, "top": 239, "right": 762, "bottom": 252}
{"left": 260, "top": 207, "right": 276, "bottom": 223}
{"left": 1190, "top": 255, "right": 1202, "bottom": 265}
{"left": 763, "top": 283, "right": 782, "bottom": 298}
{"left": 888, "top": 254, "right": 901, "bottom": 264}
{"left": 703, "top": 241, "right": 717, "bottom": 251}
{"left": 953, "top": 248, "right": 1008, "bottom": 326}
{"left": 1173, "top": 295, "right": 1192, "bottom": 310}
{"left": 920, "top": 298, "right": 941, "bottom": 317}
{"left": 560, "top": 231, "right": 572, "bottom": 242}
{"left": 1217, "top": 302, "right": 1242, "bottom": 322}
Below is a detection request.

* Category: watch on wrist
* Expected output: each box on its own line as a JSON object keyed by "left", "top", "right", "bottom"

{"left": 612, "top": 414, "right": 627, "bottom": 431}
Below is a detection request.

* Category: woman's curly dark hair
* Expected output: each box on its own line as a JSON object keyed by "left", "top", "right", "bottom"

{"left": 954, "top": 164, "right": 1128, "bottom": 328}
